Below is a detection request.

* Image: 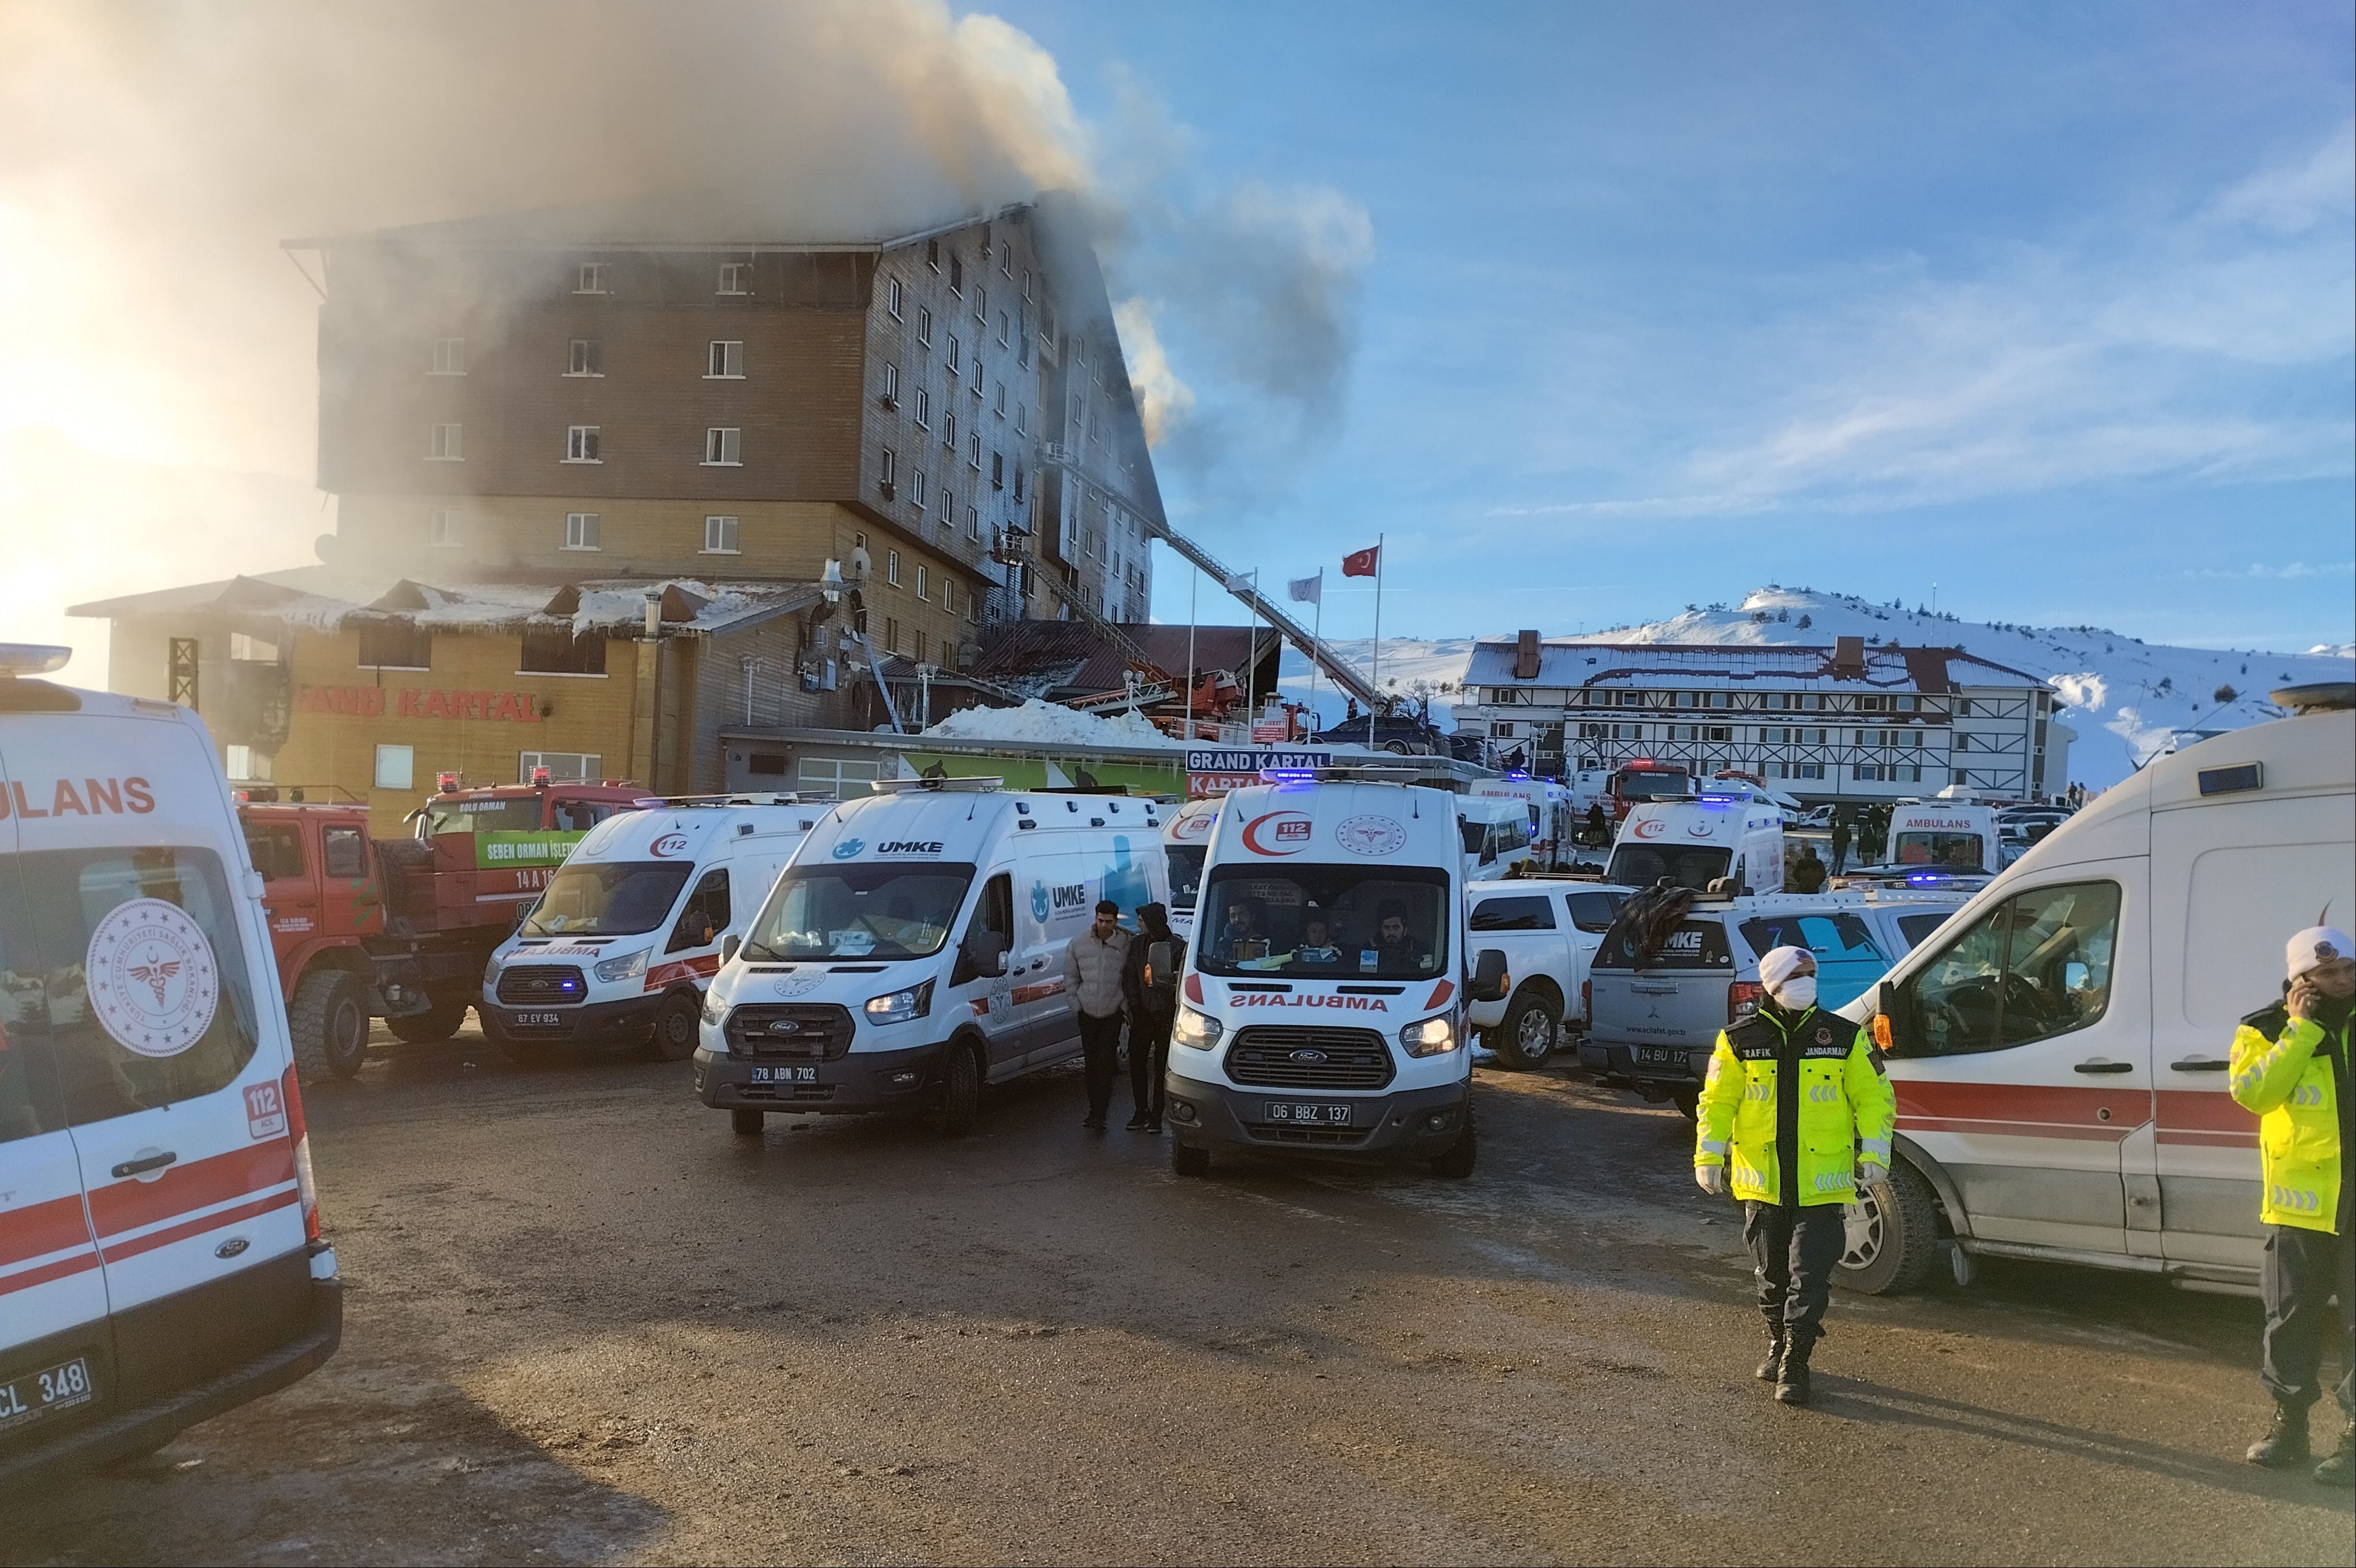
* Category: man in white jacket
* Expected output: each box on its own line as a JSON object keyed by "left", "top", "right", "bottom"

{"left": 1064, "top": 899, "right": 1132, "bottom": 1131}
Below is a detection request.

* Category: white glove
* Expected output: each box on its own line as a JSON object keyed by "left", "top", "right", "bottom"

{"left": 1858, "top": 1161, "right": 1889, "bottom": 1186}
{"left": 1695, "top": 1165, "right": 1728, "bottom": 1197}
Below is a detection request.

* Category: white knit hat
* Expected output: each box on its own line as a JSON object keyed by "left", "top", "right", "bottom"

{"left": 1757, "top": 945, "right": 1813, "bottom": 992}
{"left": 2286, "top": 926, "right": 2353, "bottom": 980}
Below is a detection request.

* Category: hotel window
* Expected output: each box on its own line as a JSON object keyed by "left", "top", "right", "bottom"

{"left": 357, "top": 621, "right": 431, "bottom": 670}
{"left": 917, "top": 305, "right": 933, "bottom": 345}
{"left": 569, "top": 338, "right": 603, "bottom": 376}
{"left": 374, "top": 744, "right": 415, "bottom": 792}
{"left": 429, "top": 338, "right": 464, "bottom": 375}
{"left": 938, "top": 485, "right": 953, "bottom": 527}
{"left": 1011, "top": 462, "right": 1024, "bottom": 503}
{"left": 967, "top": 434, "right": 982, "bottom": 472}
{"left": 942, "top": 578, "right": 957, "bottom": 615}
{"left": 225, "top": 744, "right": 268, "bottom": 782}
{"left": 717, "top": 262, "right": 752, "bottom": 296}
{"left": 993, "top": 381, "right": 1006, "bottom": 416}
{"left": 1015, "top": 402, "right": 1026, "bottom": 436}
{"left": 563, "top": 512, "right": 601, "bottom": 551}
{"left": 881, "top": 363, "right": 900, "bottom": 405}
{"left": 520, "top": 629, "right": 607, "bottom": 676}
{"left": 879, "top": 446, "right": 896, "bottom": 493}
{"left": 915, "top": 631, "right": 928, "bottom": 663}
{"left": 910, "top": 468, "right": 926, "bottom": 509}
{"left": 997, "top": 311, "right": 1009, "bottom": 348}
{"left": 428, "top": 509, "right": 461, "bottom": 548}
{"left": 914, "top": 387, "right": 930, "bottom": 430}
{"left": 428, "top": 423, "right": 463, "bottom": 461}
{"left": 885, "top": 617, "right": 901, "bottom": 652}
{"left": 886, "top": 275, "right": 904, "bottom": 319}
{"left": 707, "top": 339, "right": 743, "bottom": 378}
{"left": 916, "top": 565, "right": 930, "bottom": 602}
{"left": 946, "top": 333, "right": 960, "bottom": 370}
{"left": 887, "top": 549, "right": 902, "bottom": 587}
{"left": 949, "top": 255, "right": 963, "bottom": 295}
{"left": 926, "top": 238, "right": 941, "bottom": 272}
{"left": 1022, "top": 266, "right": 1032, "bottom": 301}
{"left": 703, "top": 515, "right": 739, "bottom": 554}
{"left": 974, "top": 284, "right": 987, "bottom": 326}
{"left": 990, "top": 451, "right": 1004, "bottom": 491}
{"left": 969, "top": 354, "right": 982, "bottom": 394}
{"left": 703, "top": 427, "right": 741, "bottom": 465}
{"left": 966, "top": 505, "right": 980, "bottom": 540}
{"left": 575, "top": 263, "right": 607, "bottom": 294}
{"left": 943, "top": 410, "right": 957, "bottom": 450}
{"left": 520, "top": 751, "right": 603, "bottom": 783}
{"left": 565, "top": 425, "right": 601, "bottom": 462}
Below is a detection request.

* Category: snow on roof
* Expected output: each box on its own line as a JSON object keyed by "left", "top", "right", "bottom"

{"left": 918, "top": 698, "right": 1186, "bottom": 750}
{"left": 1462, "top": 640, "right": 2046, "bottom": 694}
{"left": 69, "top": 565, "right": 819, "bottom": 639}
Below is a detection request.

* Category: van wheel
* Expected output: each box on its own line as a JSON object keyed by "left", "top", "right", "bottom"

{"left": 1836, "top": 1162, "right": 1941, "bottom": 1296}
{"left": 730, "top": 1108, "right": 766, "bottom": 1137}
{"left": 1172, "top": 1141, "right": 1211, "bottom": 1177}
{"left": 1490, "top": 990, "right": 1559, "bottom": 1070}
{"left": 386, "top": 998, "right": 468, "bottom": 1043}
{"left": 290, "top": 969, "right": 370, "bottom": 1084}
{"left": 1430, "top": 1104, "right": 1478, "bottom": 1178}
{"left": 646, "top": 992, "right": 702, "bottom": 1062}
{"left": 1670, "top": 1088, "right": 1699, "bottom": 1121}
{"left": 924, "top": 1041, "right": 981, "bottom": 1137}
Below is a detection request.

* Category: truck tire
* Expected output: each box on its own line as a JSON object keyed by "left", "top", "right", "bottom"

{"left": 923, "top": 1040, "right": 981, "bottom": 1137}
{"left": 1835, "top": 1160, "right": 1941, "bottom": 1296}
{"left": 730, "top": 1108, "right": 766, "bottom": 1137}
{"left": 646, "top": 992, "right": 702, "bottom": 1062}
{"left": 1490, "top": 988, "right": 1559, "bottom": 1071}
{"left": 1429, "top": 1103, "right": 1478, "bottom": 1179}
{"left": 386, "top": 998, "right": 469, "bottom": 1044}
{"left": 1172, "top": 1141, "right": 1211, "bottom": 1177}
{"left": 289, "top": 968, "right": 369, "bottom": 1084}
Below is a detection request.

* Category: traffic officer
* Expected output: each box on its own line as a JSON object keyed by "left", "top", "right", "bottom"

{"left": 2232, "top": 924, "right": 2354, "bottom": 1484}
{"left": 1695, "top": 944, "right": 1895, "bottom": 1406}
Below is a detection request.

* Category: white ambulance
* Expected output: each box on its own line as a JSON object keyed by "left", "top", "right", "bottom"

{"left": 1469, "top": 774, "right": 1577, "bottom": 869}
{"left": 1160, "top": 796, "right": 1222, "bottom": 944}
{"left": 1606, "top": 793, "right": 1788, "bottom": 895}
{"left": 1841, "top": 801, "right": 2004, "bottom": 888}
{"left": 1836, "top": 684, "right": 2354, "bottom": 1295}
{"left": 693, "top": 779, "right": 1168, "bottom": 1136}
{"left": 1164, "top": 770, "right": 1508, "bottom": 1178}
{"left": 0, "top": 646, "right": 338, "bottom": 1488}
{"left": 481, "top": 796, "right": 819, "bottom": 1062}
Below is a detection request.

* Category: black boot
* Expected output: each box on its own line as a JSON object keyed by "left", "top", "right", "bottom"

{"left": 1754, "top": 1332, "right": 1785, "bottom": 1383}
{"left": 2314, "top": 1416, "right": 2354, "bottom": 1486}
{"left": 1774, "top": 1338, "right": 1813, "bottom": 1406}
{"left": 2245, "top": 1402, "right": 2309, "bottom": 1468}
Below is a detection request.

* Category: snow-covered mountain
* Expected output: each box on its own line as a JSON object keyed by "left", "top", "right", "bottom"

{"left": 1276, "top": 586, "right": 2352, "bottom": 791}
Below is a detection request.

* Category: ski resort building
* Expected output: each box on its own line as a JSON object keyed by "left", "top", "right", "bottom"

{"left": 1466, "top": 633, "right": 2072, "bottom": 803}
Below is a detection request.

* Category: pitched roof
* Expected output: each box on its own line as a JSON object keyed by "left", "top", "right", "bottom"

{"left": 284, "top": 192, "right": 1035, "bottom": 254}
{"left": 968, "top": 621, "right": 1281, "bottom": 697}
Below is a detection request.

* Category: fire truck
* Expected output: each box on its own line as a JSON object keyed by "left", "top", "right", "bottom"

{"left": 236, "top": 772, "right": 653, "bottom": 1081}
{"left": 1604, "top": 759, "right": 1694, "bottom": 822}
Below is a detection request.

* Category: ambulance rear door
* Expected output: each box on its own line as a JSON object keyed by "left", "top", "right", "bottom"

{"left": 5, "top": 711, "right": 314, "bottom": 1406}
{"left": 0, "top": 727, "right": 113, "bottom": 1459}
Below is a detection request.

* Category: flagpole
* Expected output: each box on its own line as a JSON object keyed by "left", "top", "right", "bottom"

{"left": 1187, "top": 567, "right": 1199, "bottom": 740}
{"left": 1367, "top": 533, "right": 1384, "bottom": 749}
{"left": 1307, "top": 578, "right": 1322, "bottom": 731}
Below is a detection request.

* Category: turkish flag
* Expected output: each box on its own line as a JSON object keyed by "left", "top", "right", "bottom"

{"left": 1341, "top": 544, "right": 1381, "bottom": 577}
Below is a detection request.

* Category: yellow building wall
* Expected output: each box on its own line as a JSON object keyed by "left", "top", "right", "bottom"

{"left": 270, "top": 625, "right": 647, "bottom": 837}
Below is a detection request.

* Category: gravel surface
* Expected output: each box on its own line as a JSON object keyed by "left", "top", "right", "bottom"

{"left": 16, "top": 1025, "right": 2353, "bottom": 1565}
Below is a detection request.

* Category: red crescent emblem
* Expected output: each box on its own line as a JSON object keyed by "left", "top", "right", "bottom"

{"left": 1240, "top": 812, "right": 1312, "bottom": 856}
{"left": 1633, "top": 818, "right": 1667, "bottom": 839}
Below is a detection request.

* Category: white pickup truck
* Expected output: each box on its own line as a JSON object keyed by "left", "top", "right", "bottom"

{"left": 1464, "top": 879, "right": 1636, "bottom": 1069}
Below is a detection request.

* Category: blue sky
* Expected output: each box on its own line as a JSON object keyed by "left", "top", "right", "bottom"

{"left": 989, "top": 2, "right": 2355, "bottom": 652}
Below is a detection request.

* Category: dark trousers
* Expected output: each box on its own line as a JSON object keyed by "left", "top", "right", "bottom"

{"left": 2260, "top": 1222, "right": 2355, "bottom": 1417}
{"left": 1129, "top": 1007, "right": 1173, "bottom": 1119}
{"left": 1743, "top": 1200, "right": 1846, "bottom": 1347}
{"left": 1078, "top": 1010, "right": 1125, "bottom": 1121}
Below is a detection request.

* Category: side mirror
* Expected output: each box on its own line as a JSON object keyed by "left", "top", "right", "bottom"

{"left": 721, "top": 934, "right": 740, "bottom": 965}
{"left": 2063, "top": 961, "right": 2089, "bottom": 992}
{"left": 1871, "top": 978, "right": 1908, "bottom": 1054}
{"left": 1470, "top": 948, "right": 1509, "bottom": 1003}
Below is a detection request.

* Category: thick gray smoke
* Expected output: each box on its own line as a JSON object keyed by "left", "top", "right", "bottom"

{"left": 0, "top": 1, "right": 1370, "bottom": 676}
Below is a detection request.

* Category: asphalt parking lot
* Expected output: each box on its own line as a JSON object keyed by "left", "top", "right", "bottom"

{"left": 15, "top": 1026, "right": 2353, "bottom": 1566}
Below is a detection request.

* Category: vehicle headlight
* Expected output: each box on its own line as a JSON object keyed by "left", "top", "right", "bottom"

{"left": 1172, "top": 1005, "right": 1224, "bottom": 1050}
{"left": 1401, "top": 1014, "right": 1459, "bottom": 1057}
{"left": 863, "top": 979, "right": 934, "bottom": 1025}
{"left": 593, "top": 947, "right": 649, "bottom": 984}
{"left": 701, "top": 987, "right": 729, "bottom": 1026}
{"left": 483, "top": 953, "right": 503, "bottom": 985}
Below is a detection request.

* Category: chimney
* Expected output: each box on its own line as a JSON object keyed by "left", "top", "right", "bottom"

{"left": 1832, "top": 635, "right": 1866, "bottom": 677}
{"left": 1514, "top": 629, "right": 1542, "bottom": 681}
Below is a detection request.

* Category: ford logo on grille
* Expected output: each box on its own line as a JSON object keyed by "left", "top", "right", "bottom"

{"left": 767, "top": 1019, "right": 803, "bottom": 1035}
{"left": 1289, "top": 1048, "right": 1329, "bottom": 1063}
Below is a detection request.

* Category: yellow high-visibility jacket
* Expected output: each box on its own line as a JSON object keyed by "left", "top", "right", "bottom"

{"left": 2230, "top": 1002, "right": 2346, "bottom": 1234}
{"left": 1696, "top": 1006, "right": 1896, "bottom": 1207}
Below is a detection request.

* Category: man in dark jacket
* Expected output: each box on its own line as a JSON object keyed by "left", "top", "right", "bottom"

{"left": 1829, "top": 819, "right": 1851, "bottom": 873}
{"left": 1122, "top": 903, "right": 1185, "bottom": 1132}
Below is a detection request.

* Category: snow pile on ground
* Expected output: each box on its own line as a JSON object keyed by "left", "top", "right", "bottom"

{"left": 920, "top": 698, "right": 1186, "bottom": 750}
{"left": 1274, "top": 586, "right": 2352, "bottom": 790}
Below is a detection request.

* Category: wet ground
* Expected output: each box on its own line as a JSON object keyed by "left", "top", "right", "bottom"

{"left": 16, "top": 1024, "right": 2353, "bottom": 1565}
